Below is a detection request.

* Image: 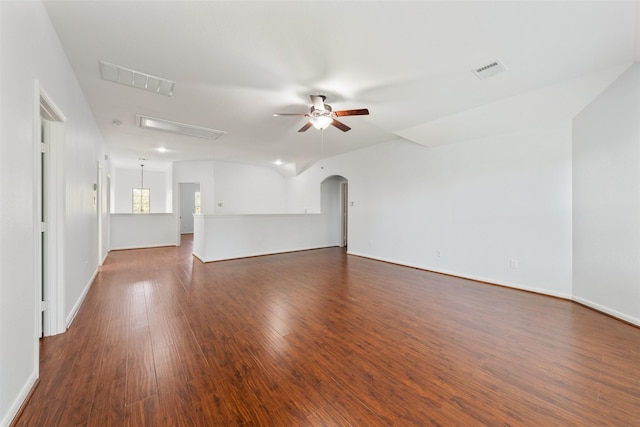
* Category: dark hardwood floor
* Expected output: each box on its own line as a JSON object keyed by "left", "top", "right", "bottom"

{"left": 13, "top": 235, "right": 640, "bottom": 426}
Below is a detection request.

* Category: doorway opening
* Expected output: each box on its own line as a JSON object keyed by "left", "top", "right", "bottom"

{"left": 321, "top": 175, "right": 348, "bottom": 248}
{"left": 179, "top": 182, "right": 201, "bottom": 235}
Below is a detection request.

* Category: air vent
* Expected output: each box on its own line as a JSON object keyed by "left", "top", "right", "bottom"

{"left": 99, "top": 61, "right": 175, "bottom": 96}
{"left": 472, "top": 60, "right": 507, "bottom": 80}
{"left": 136, "top": 114, "right": 226, "bottom": 140}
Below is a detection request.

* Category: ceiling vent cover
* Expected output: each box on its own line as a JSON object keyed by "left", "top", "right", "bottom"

{"left": 100, "top": 61, "right": 175, "bottom": 96}
{"left": 136, "top": 114, "right": 226, "bottom": 140}
{"left": 472, "top": 60, "right": 508, "bottom": 80}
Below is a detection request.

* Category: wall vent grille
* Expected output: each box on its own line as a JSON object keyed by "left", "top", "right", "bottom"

{"left": 100, "top": 61, "right": 175, "bottom": 96}
{"left": 472, "top": 60, "right": 507, "bottom": 80}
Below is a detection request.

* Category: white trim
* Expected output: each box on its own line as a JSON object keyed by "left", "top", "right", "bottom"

{"left": 196, "top": 245, "right": 336, "bottom": 263}
{"left": 65, "top": 267, "right": 98, "bottom": 328}
{"left": 348, "top": 253, "right": 640, "bottom": 326}
{"left": 572, "top": 296, "right": 640, "bottom": 327}
{"left": 33, "top": 82, "right": 43, "bottom": 373}
{"left": 347, "top": 251, "right": 573, "bottom": 300}
{"left": 97, "top": 163, "right": 103, "bottom": 266}
{"left": 110, "top": 243, "right": 178, "bottom": 251}
{"left": 635, "top": 0, "right": 640, "bottom": 62}
{"left": 0, "top": 370, "right": 37, "bottom": 427}
{"left": 36, "top": 82, "right": 67, "bottom": 337}
{"left": 175, "top": 179, "right": 181, "bottom": 246}
{"left": 192, "top": 252, "right": 206, "bottom": 264}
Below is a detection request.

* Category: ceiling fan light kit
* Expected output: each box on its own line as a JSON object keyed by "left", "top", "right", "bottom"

{"left": 310, "top": 115, "right": 333, "bottom": 130}
{"left": 274, "top": 95, "right": 369, "bottom": 133}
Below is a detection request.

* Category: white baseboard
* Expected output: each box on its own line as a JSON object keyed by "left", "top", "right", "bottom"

{"left": 65, "top": 266, "right": 98, "bottom": 328}
{"left": 192, "top": 251, "right": 205, "bottom": 263}
{"left": 1, "top": 370, "right": 37, "bottom": 427}
{"left": 110, "top": 243, "right": 177, "bottom": 251}
{"left": 196, "top": 245, "right": 336, "bottom": 263}
{"left": 347, "top": 251, "right": 572, "bottom": 300}
{"left": 572, "top": 296, "right": 640, "bottom": 327}
{"left": 347, "top": 251, "right": 640, "bottom": 326}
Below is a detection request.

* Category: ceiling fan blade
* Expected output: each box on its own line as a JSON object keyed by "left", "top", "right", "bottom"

{"left": 310, "top": 95, "right": 326, "bottom": 111}
{"left": 335, "top": 108, "right": 369, "bottom": 117}
{"left": 298, "top": 122, "right": 313, "bottom": 132}
{"left": 331, "top": 119, "right": 351, "bottom": 132}
{"left": 273, "top": 113, "right": 307, "bottom": 116}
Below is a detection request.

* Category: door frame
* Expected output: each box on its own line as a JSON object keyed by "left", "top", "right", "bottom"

{"left": 179, "top": 182, "right": 200, "bottom": 234}
{"left": 176, "top": 181, "right": 201, "bottom": 243}
{"left": 341, "top": 181, "right": 348, "bottom": 247}
{"left": 97, "top": 163, "right": 103, "bottom": 267}
{"left": 35, "top": 82, "right": 66, "bottom": 338}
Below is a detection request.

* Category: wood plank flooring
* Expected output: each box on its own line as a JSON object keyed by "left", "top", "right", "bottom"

{"left": 13, "top": 235, "right": 640, "bottom": 426}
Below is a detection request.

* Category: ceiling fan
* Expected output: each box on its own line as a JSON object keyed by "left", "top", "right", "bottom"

{"left": 273, "top": 95, "right": 369, "bottom": 132}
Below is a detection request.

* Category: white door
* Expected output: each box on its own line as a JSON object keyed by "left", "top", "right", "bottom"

{"left": 38, "top": 87, "right": 66, "bottom": 337}
{"left": 40, "top": 120, "right": 49, "bottom": 337}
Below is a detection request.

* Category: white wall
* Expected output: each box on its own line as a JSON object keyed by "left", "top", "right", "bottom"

{"left": 193, "top": 176, "right": 344, "bottom": 262}
{"left": 172, "top": 159, "right": 290, "bottom": 215}
{"left": 112, "top": 167, "right": 169, "bottom": 213}
{"left": 213, "top": 161, "right": 287, "bottom": 214}
{"left": 0, "top": 1, "right": 108, "bottom": 425}
{"left": 573, "top": 63, "right": 640, "bottom": 325}
{"left": 110, "top": 214, "right": 176, "bottom": 250}
{"left": 288, "top": 124, "right": 574, "bottom": 298}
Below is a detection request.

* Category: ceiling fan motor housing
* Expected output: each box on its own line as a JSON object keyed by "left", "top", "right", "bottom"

{"left": 310, "top": 103, "right": 333, "bottom": 118}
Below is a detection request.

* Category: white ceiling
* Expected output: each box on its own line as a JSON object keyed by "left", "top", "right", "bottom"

{"left": 43, "top": 0, "right": 639, "bottom": 174}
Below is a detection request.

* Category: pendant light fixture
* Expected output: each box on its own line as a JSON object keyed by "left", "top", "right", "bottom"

{"left": 133, "top": 160, "right": 149, "bottom": 214}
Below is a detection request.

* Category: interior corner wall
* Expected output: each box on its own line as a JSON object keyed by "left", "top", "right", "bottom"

{"left": 572, "top": 63, "right": 640, "bottom": 325}
{"left": 289, "top": 124, "right": 573, "bottom": 298}
{"left": 0, "top": 1, "right": 107, "bottom": 426}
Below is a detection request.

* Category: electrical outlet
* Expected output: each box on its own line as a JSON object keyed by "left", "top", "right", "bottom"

{"left": 510, "top": 259, "right": 519, "bottom": 269}
{"left": 436, "top": 250, "right": 442, "bottom": 257}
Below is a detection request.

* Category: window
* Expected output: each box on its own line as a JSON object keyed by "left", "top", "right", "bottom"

{"left": 132, "top": 188, "right": 150, "bottom": 213}
{"left": 195, "top": 191, "right": 201, "bottom": 214}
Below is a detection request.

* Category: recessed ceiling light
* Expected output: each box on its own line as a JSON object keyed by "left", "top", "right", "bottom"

{"left": 273, "top": 159, "right": 284, "bottom": 166}
{"left": 157, "top": 147, "right": 168, "bottom": 153}
{"left": 136, "top": 114, "right": 226, "bottom": 140}
{"left": 99, "top": 60, "right": 175, "bottom": 96}
{"left": 112, "top": 119, "right": 123, "bottom": 127}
